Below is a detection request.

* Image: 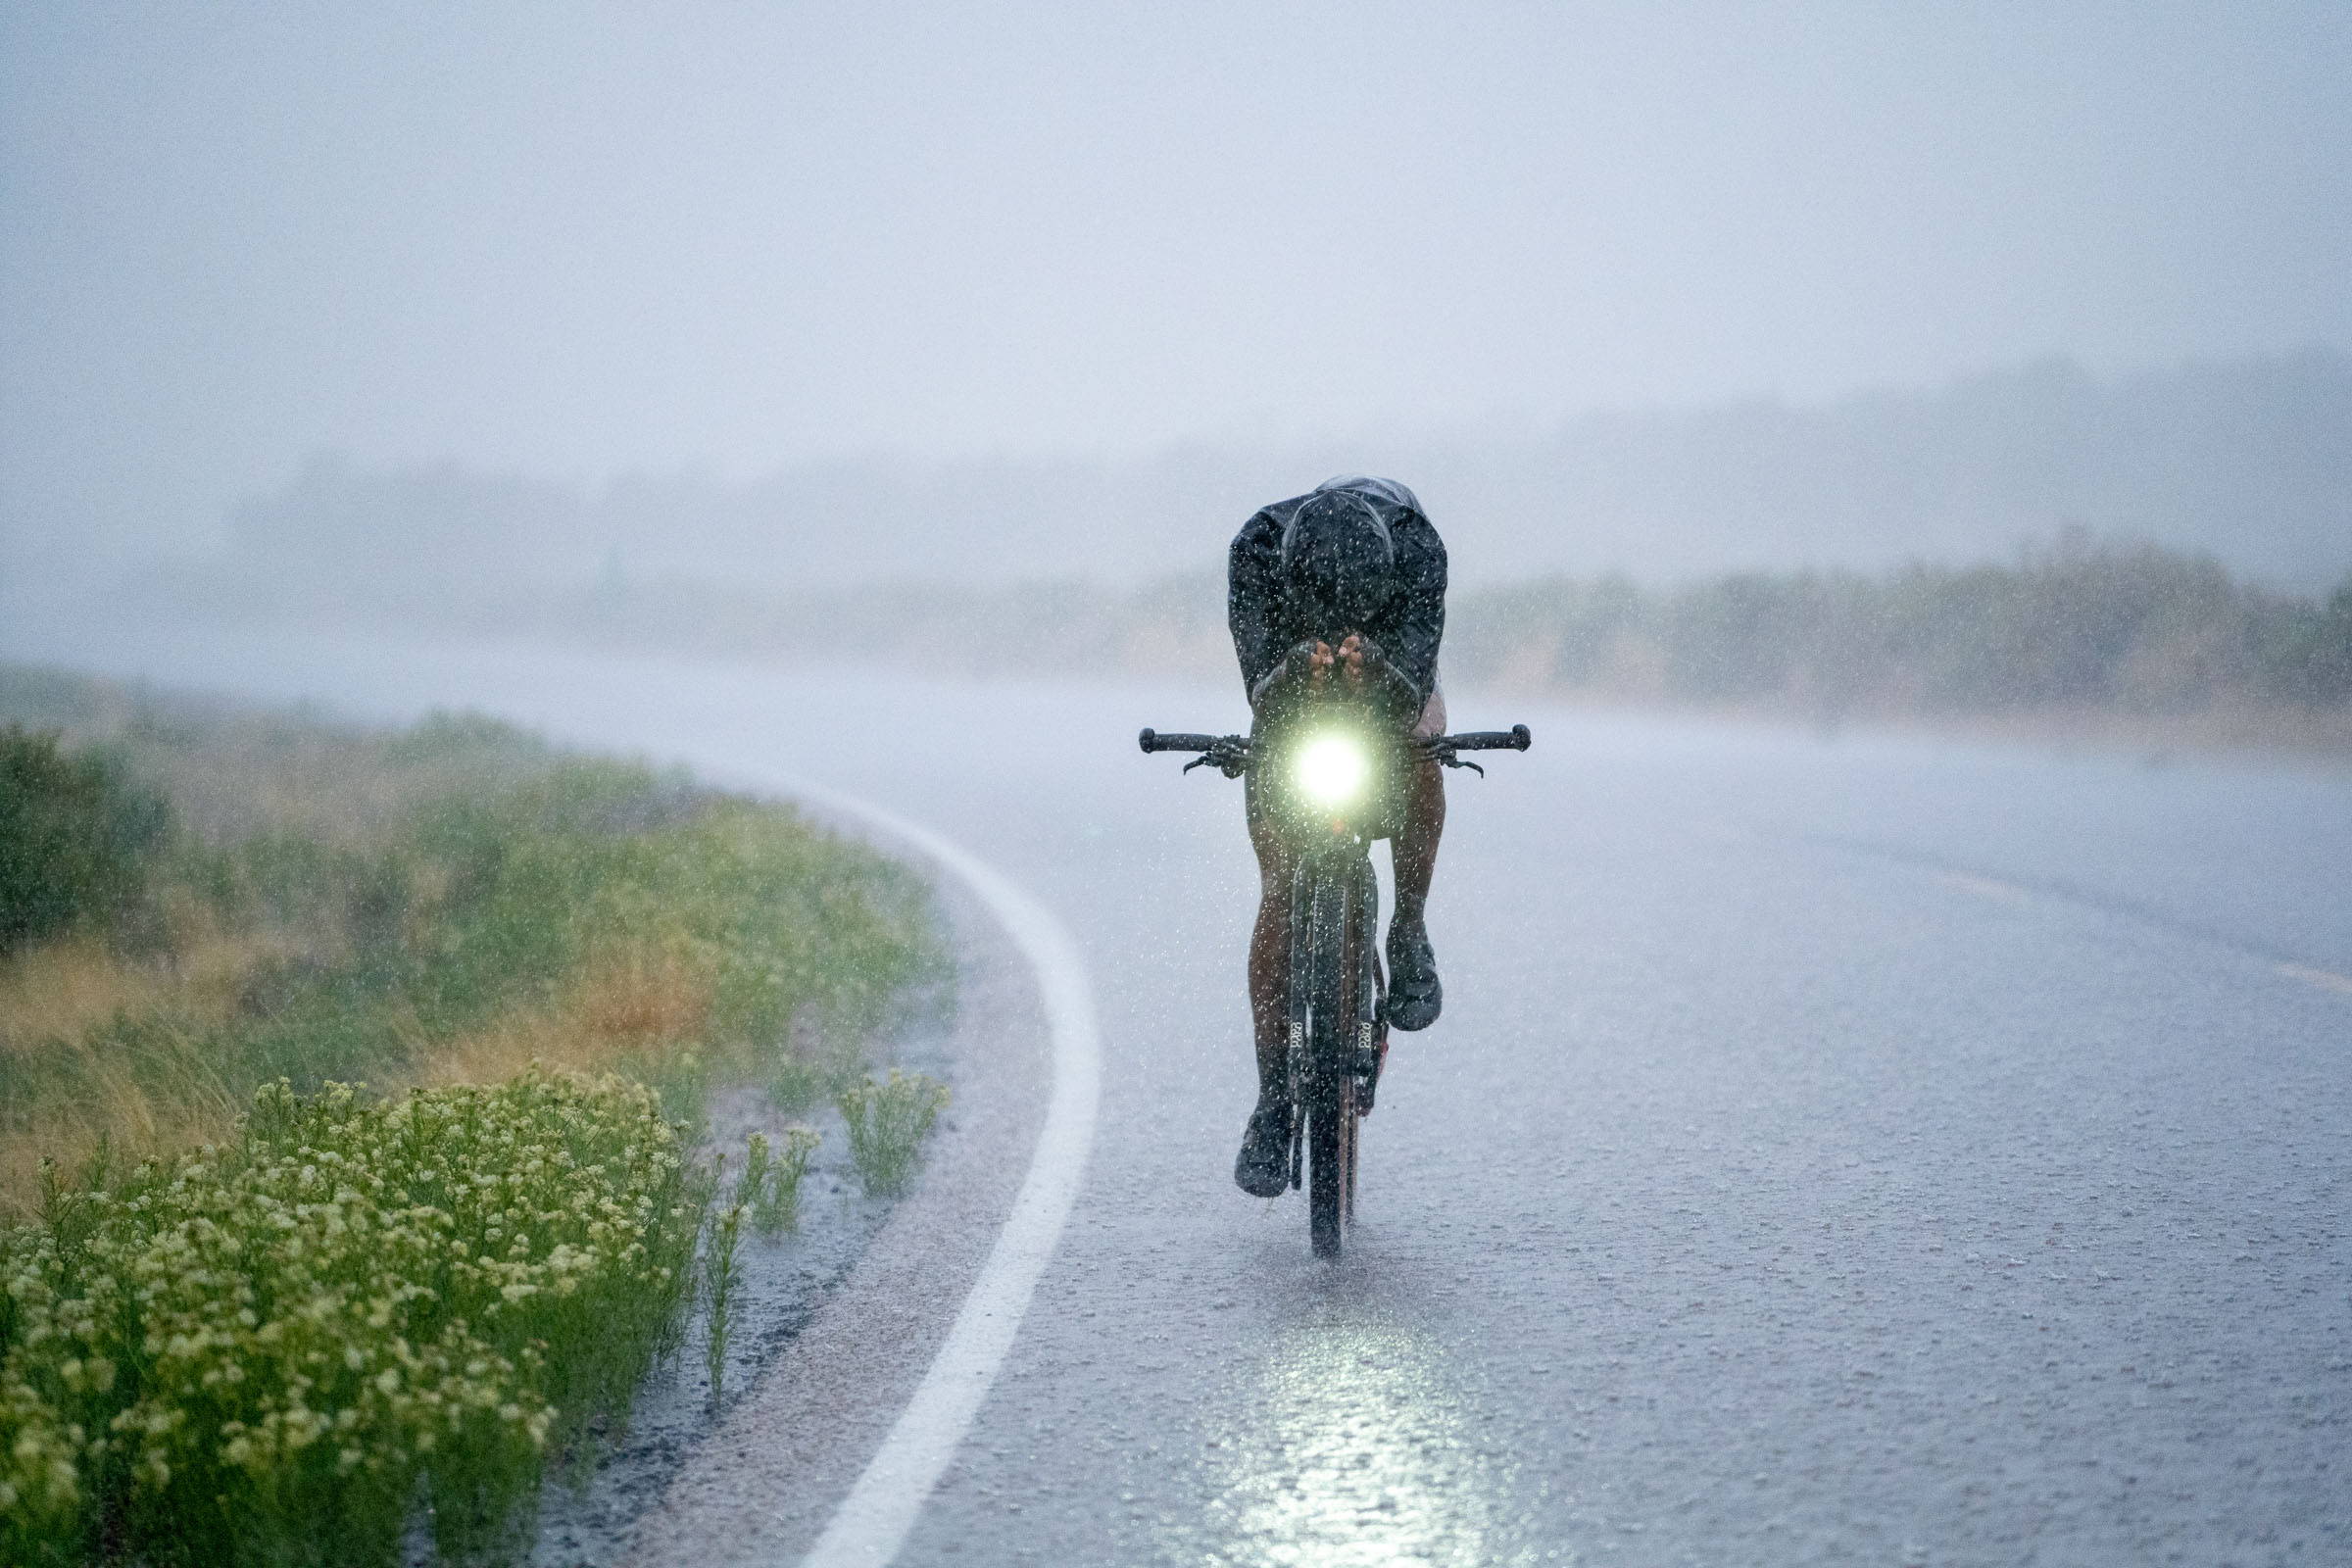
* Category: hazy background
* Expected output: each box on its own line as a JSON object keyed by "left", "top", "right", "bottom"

{"left": 4, "top": 2, "right": 2349, "bottom": 628}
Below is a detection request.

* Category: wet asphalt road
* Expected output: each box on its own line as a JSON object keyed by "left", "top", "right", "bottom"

{"left": 18, "top": 629, "right": 2352, "bottom": 1565}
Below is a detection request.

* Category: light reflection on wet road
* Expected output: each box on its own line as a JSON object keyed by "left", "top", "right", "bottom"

{"left": 13, "top": 625, "right": 2351, "bottom": 1565}
{"left": 1171, "top": 1306, "right": 1543, "bottom": 1568}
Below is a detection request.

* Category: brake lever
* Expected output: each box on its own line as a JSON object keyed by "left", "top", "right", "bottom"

{"left": 1414, "top": 739, "right": 1485, "bottom": 776}
{"left": 1183, "top": 743, "right": 1251, "bottom": 778}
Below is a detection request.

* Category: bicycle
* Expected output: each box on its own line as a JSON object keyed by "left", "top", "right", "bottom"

{"left": 1139, "top": 714, "right": 1530, "bottom": 1256}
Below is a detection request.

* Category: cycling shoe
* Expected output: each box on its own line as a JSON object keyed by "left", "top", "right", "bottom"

{"left": 1385, "top": 917, "right": 1443, "bottom": 1031}
{"left": 1234, "top": 1098, "right": 1293, "bottom": 1197}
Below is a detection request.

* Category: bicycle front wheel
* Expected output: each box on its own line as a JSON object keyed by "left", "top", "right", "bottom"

{"left": 1307, "top": 1079, "right": 1353, "bottom": 1257}
{"left": 1300, "top": 852, "right": 1376, "bottom": 1258}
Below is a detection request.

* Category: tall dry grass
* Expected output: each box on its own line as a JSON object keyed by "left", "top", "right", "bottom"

{"left": 0, "top": 934, "right": 264, "bottom": 1211}
{"left": 0, "top": 929, "right": 735, "bottom": 1216}
{"left": 414, "top": 935, "right": 718, "bottom": 1091}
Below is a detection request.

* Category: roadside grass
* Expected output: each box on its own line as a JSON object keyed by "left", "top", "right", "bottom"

{"left": 0, "top": 666, "right": 955, "bottom": 1562}
{"left": 0, "top": 674, "right": 947, "bottom": 1214}
{"left": 836, "top": 1068, "right": 952, "bottom": 1199}
{"left": 740, "top": 1127, "right": 821, "bottom": 1238}
{"left": 701, "top": 1198, "right": 745, "bottom": 1411}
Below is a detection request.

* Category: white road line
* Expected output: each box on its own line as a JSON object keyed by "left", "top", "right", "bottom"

{"left": 2277, "top": 961, "right": 2352, "bottom": 998}
{"left": 770, "top": 779, "right": 1102, "bottom": 1568}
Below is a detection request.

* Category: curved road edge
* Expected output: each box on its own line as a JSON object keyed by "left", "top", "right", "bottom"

{"left": 621, "top": 773, "right": 1102, "bottom": 1568}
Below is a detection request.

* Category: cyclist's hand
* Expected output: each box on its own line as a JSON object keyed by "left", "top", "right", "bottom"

{"left": 1306, "top": 639, "right": 1336, "bottom": 692}
{"left": 1338, "top": 633, "right": 1367, "bottom": 690}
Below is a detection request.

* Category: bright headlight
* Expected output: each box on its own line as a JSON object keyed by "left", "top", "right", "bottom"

{"left": 1294, "top": 732, "right": 1370, "bottom": 808}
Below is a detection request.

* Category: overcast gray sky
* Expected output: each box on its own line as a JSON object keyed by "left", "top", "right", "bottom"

{"left": 4, "top": 1, "right": 2348, "bottom": 564}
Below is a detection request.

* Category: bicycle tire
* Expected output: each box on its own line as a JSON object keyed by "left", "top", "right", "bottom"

{"left": 1343, "top": 852, "right": 1378, "bottom": 1220}
{"left": 1284, "top": 858, "right": 1313, "bottom": 1196}
{"left": 1303, "top": 854, "right": 1376, "bottom": 1258}
{"left": 1304, "top": 858, "right": 1344, "bottom": 1256}
{"left": 1307, "top": 1083, "right": 1348, "bottom": 1256}
{"left": 1340, "top": 1074, "right": 1359, "bottom": 1222}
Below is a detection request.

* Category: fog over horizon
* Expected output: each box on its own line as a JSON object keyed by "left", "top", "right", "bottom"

{"left": 151, "top": 350, "right": 2352, "bottom": 600}
{"left": 6, "top": 3, "right": 2351, "bottom": 602}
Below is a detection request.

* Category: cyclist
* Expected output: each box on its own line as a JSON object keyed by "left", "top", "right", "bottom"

{"left": 1227, "top": 475, "right": 1447, "bottom": 1197}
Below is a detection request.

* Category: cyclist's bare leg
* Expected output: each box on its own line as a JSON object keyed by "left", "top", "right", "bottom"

{"left": 1391, "top": 751, "right": 1445, "bottom": 925}
{"left": 1246, "top": 798, "right": 1294, "bottom": 1099}
{"left": 1394, "top": 684, "right": 1447, "bottom": 923}
{"left": 1384, "top": 688, "right": 1448, "bottom": 1029}
{"left": 1236, "top": 795, "right": 1301, "bottom": 1194}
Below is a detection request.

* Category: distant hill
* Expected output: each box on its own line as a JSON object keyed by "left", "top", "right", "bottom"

{"left": 175, "top": 350, "right": 2352, "bottom": 618}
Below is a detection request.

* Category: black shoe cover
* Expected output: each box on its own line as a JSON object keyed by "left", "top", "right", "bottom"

{"left": 1234, "top": 1100, "right": 1293, "bottom": 1198}
{"left": 1386, "top": 917, "right": 1442, "bottom": 1031}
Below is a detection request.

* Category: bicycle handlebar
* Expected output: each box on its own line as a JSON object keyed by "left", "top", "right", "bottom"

{"left": 1138, "top": 729, "right": 1227, "bottom": 754}
{"left": 1440, "top": 724, "right": 1532, "bottom": 752}
{"left": 1140, "top": 723, "right": 1533, "bottom": 763}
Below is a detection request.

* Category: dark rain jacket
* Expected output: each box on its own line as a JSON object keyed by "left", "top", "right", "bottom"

{"left": 1227, "top": 475, "right": 1446, "bottom": 725}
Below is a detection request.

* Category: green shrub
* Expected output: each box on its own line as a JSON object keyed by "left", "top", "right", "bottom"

{"left": 835, "top": 1069, "right": 949, "bottom": 1199}
{"left": 0, "top": 727, "right": 172, "bottom": 954}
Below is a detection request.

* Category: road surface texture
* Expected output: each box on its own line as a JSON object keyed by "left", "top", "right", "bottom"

{"left": 13, "top": 626, "right": 2349, "bottom": 1567}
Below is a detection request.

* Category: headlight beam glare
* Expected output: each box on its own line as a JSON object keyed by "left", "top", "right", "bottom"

{"left": 1295, "top": 733, "right": 1370, "bottom": 808}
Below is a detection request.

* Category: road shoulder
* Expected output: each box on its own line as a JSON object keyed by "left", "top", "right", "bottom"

{"left": 622, "top": 863, "right": 1054, "bottom": 1566}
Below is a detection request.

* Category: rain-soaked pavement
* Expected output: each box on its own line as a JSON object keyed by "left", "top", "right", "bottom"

{"left": 13, "top": 624, "right": 2351, "bottom": 1565}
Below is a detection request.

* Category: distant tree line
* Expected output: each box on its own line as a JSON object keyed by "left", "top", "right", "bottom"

{"left": 1442, "top": 533, "right": 2352, "bottom": 717}
{"left": 134, "top": 526, "right": 2352, "bottom": 732}
{"left": 558, "top": 532, "right": 2352, "bottom": 722}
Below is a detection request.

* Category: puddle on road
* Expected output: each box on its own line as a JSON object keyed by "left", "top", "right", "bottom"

{"left": 1154, "top": 1304, "right": 1566, "bottom": 1568}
